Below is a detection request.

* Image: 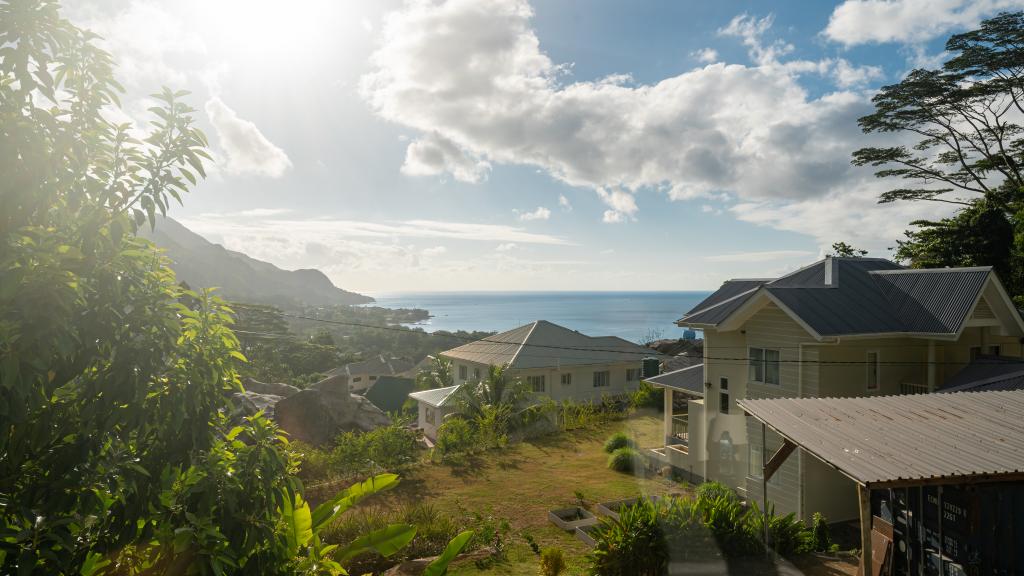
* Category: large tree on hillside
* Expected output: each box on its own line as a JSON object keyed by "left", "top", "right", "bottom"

{"left": 853, "top": 12, "right": 1024, "bottom": 300}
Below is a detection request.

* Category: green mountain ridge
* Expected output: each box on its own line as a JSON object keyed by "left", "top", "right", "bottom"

{"left": 143, "top": 217, "right": 373, "bottom": 308}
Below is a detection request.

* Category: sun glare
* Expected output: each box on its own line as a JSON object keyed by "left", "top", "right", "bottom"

{"left": 203, "top": 0, "right": 354, "bottom": 61}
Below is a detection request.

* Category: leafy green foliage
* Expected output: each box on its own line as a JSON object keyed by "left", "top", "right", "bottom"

{"left": 539, "top": 547, "right": 566, "bottom": 576}
{"left": 435, "top": 418, "right": 480, "bottom": 459}
{"left": 588, "top": 499, "right": 669, "bottom": 576}
{"left": 587, "top": 484, "right": 822, "bottom": 574}
{"left": 628, "top": 381, "right": 662, "bottom": 410}
{"left": 233, "top": 303, "right": 346, "bottom": 386}
{"left": 829, "top": 242, "right": 867, "bottom": 257}
{"left": 810, "top": 512, "right": 834, "bottom": 553}
{"left": 603, "top": 432, "right": 635, "bottom": 453}
{"left": 606, "top": 447, "right": 641, "bottom": 473}
{"left": 297, "top": 425, "right": 423, "bottom": 484}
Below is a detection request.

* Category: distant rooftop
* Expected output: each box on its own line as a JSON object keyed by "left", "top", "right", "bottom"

{"left": 441, "top": 320, "right": 658, "bottom": 370}
{"left": 408, "top": 385, "right": 461, "bottom": 407}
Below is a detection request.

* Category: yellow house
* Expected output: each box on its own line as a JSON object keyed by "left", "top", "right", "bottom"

{"left": 411, "top": 320, "right": 656, "bottom": 439}
{"left": 652, "top": 256, "right": 1024, "bottom": 523}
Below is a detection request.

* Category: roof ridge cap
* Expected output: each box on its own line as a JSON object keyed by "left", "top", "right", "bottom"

{"left": 507, "top": 321, "right": 539, "bottom": 368}
{"left": 871, "top": 266, "right": 993, "bottom": 275}
{"left": 679, "top": 285, "right": 763, "bottom": 320}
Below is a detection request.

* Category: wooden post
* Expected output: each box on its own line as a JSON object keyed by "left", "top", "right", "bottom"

{"left": 858, "top": 483, "right": 872, "bottom": 576}
{"left": 762, "top": 422, "right": 769, "bottom": 547}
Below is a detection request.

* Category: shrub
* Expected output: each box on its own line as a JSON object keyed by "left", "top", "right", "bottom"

{"left": 540, "top": 547, "right": 566, "bottom": 576}
{"left": 694, "top": 481, "right": 738, "bottom": 505}
{"left": 811, "top": 512, "right": 833, "bottom": 552}
{"left": 629, "top": 381, "right": 662, "bottom": 410}
{"left": 603, "top": 432, "right": 634, "bottom": 453}
{"left": 436, "top": 418, "right": 479, "bottom": 457}
{"left": 607, "top": 447, "right": 642, "bottom": 473}
{"left": 588, "top": 499, "right": 669, "bottom": 576}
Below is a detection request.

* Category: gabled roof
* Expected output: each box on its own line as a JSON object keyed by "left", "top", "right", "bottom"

{"left": 363, "top": 376, "right": 416, "bottom": 413}
{"left": 679, "top": 257, "right": 1018, "bottom": 338}
{"left": 440, "top": 320, "right": 657, "bottom": 370}
{"left": 644, "top": 364, "right": 704, "bottom": 396}
{"left": 408, "top": 385, "right": 461, "bottom": 408}
{"left": 739, "top": 390, "right": 1024, "bottom": 488}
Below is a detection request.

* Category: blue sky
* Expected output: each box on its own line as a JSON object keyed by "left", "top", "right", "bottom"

{"left": 67, "top": 0, "right": 1023, "bottom": 294}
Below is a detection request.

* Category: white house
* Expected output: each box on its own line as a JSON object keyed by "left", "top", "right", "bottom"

{"left": 410, "top": 320, "right": 656, "bottom": 439}
{"left": 326, "top": 355, "right": 417, "bottom": 393}
{"left": 649, "top": 256, "right": 1024, "bottom": 523}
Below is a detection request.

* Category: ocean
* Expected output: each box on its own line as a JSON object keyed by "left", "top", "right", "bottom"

{"left": 366, "top": 291, "right": 711, "bottom": 342}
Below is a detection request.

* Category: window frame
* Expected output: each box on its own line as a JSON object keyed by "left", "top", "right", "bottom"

{"left": 719, "top": 391, "right": 729, "bottom": 415}
{"left": 527, "top": 375, "right": 546, "bottom": 393}
{"left": 749, "top": 347, "right": 781, "bottom": 385}
{"left": 626, "top": 368, "right": 639, "bottom": 382}
{"left": 425, "top": 406, "right": 436, "bottom": 426}
{"left": 866, "top": 350, "right": 880, "bottom": 391}
{"left": 560, "top": 373, "right": 572, "bottom": 386}
{"left": 459, "top": 365, "right": 468, "bottom": 380}
{"left": 473, "top": 367, "right": 481, "bottom": 381}
{"left": 592, "top": 370, "right": 610, "bottom": 388}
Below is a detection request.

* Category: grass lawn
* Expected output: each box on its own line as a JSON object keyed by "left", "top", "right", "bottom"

{"left": 316, "top": 410, "right": 858, "bottom": 575}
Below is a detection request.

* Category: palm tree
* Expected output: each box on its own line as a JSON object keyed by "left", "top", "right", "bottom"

{"left": 451, "top": 364, "right": 532, "bottom": 431}
{"left": 415, "top": 355, "right": 454, "bottom": 390}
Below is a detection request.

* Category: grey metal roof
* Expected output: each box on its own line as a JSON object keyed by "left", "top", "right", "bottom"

{"left": 408, "top": 385, "right": 461, "bottom": 407}
{"left": 738, "top": 391, "right": 1024, "bottom": 488}
{"left": 683, "top": 280, "right": 768, "bottom": 317}
{"left": 328, "top": 355, "right": 416, "bottom": 378}
{"left": 679, "top": 257, "right": 1000, "bottom": 337}
{"left": 441, "top": 320, "right": 657, "bottom": 370}
{"left": 645, "top": 364, "right": 705, "bottom": 396}
{"left": 363, "top": 376, "right": 416, "bottom": 413}
{"left": 940, "top": 356, "right": 1024, "bottom": 392}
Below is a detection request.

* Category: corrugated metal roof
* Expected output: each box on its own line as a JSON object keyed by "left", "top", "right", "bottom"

{"left": 441, "top": 320, "right": 657, "bottom": 370}
{"left": 408, "top": 385, "right": 461, "bottom": 407}
{"left": 363, "top": 376, "right": 416, "bottom": 413}
{"left": 683, "top": 280, "right": 768, "bottom": 316}
{"left": 738, "top": 391, "right": 1024, "bottom": 487}
{"left": 645, "top": 364, "right": 705, "bottom": 396}
{"left": 679, "top": 257, "right": 1000, "bottom": 338}
{"left": 941, "top": 356, "right": 1024, "bottom": 392}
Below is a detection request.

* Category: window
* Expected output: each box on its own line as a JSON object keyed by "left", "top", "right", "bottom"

{"left": 425, "top": 406, "right": 435, "bottom": 425}
{"left": 988, "top": 345, "right": 1001, "bottom": 357}
{"left": 353, "top": 376, "right": 362, "bottom": 383}
{"left": 719, "top": 392, "right": 729, "bottom": 414}
{"left": 459, "top": 365, "right": 468, "bottom": 380}
{"left": 473, "top": 367, "right": 481, "bottom": 381}
{"left": 866, "top": 351, "right": 879, "bottom": 391}
{"left": 969, "top": 346, "right": 982, "bottom": 361}
{"left": 560, "top": 373, "right": 572, "bottom": 386}
{"left": 593, "top": 370, "right": 610, "bottom": 387}
{"left": 369, "top": 375, "right": 377, "bottom": 381}
{"left": 626, "top": 368, "right": 639, "bottom": 382}
{"left": 720, "top": 377, "right": 728, "bottom": 390}
{"left": 749, "top": 444, "right": 762, "bottom": 478}
{"left": 749, "top": 348, "right": 780, "bottom": 385}
{"left": 527, "top": 375, "right": 546, "bottom": 393}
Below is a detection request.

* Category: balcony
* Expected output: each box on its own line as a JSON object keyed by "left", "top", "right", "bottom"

{"left": 670, "top": 414, "right": 689, "bottom": 445}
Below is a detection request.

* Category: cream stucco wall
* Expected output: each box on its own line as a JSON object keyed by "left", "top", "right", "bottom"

{"left": 443, "top": 356, "right": 643, "bottom": 404}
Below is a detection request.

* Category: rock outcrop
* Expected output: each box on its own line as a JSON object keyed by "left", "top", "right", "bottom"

{"left": 243, "top": 378, "right": 301, "bottom": 398}
{"left": 274, "top": 374, "right": 391, "bottom": 444}
{"left": 232, "top": 391, "right": 284, "bottom": 419}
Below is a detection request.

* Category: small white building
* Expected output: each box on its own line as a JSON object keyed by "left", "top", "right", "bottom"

{"left": 327, "top": 355, "right": 417, "bottom": 393}
{"left": 408, "top": 385, "right": 461, "bottom": 441}
{"left": 410, "top": 320, "right": 656, "bottom": 440}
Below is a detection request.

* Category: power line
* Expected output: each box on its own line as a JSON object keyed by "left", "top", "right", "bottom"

{"left": 229, "top": 312, "right": 1024, "bottom": 368}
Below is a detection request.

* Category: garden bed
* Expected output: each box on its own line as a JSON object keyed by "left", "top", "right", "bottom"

{"left": 594, "top": 495, "right": 662, "bottom": 520}
{"left": 574, "top": 523, "right": 600, "bottom": 547}
{"left": 548, "top": 506, "right": 598, "bottom": 531}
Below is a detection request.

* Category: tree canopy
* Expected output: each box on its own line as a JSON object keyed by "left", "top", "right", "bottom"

{"left": 852, "top": 11, "right": 1024, "bottom": 300}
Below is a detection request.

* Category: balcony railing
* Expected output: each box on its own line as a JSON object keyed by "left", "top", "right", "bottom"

{"left": 900, "top": 382, "right": 929, "bottom": 395}
{"left": 671, "top": 414, "right": 689, "bottom": 445}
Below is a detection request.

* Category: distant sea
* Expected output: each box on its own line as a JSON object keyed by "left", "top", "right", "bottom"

{"left": 365, "top": 291, "right": 711, "bottom": 342}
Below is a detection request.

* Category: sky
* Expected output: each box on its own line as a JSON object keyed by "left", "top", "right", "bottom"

{"left": 64, "top": 0, "right": 1024, "bottom": 295}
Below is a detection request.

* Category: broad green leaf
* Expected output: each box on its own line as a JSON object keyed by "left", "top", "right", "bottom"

{"left": 423, "top": 530, "right": 474, "bottom": 576}
{"left": 336, "top": 524, "right": 416, "bottom": 562}
{"left": 311, "top": 473, "right": 399, "bottom": 532}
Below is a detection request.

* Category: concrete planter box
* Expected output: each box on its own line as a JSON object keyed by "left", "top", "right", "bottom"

{"left": 575, "top": 523, "right": 601, "bottom": 547}
{"left": 594, "top": 496, "right": 661, "bottom": 520}
{"left": 548, "top": 506, "right": 597, "bottom": 531}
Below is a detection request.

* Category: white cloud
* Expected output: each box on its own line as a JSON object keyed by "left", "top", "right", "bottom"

{"left": 703, "top": 250, "right": 816, "bottom": 262}
{"left": 422, "top": 246, "right": 447, "bottom": 256}
{"left": 517, "top": 206, "right": 551, "bottom": 221}
{"left": 558, "top": 194, "right": 572, "bottom": 211}
{"left": 693, "top": 48, "right": 720, "bottom": 64}
{"left": 832, "top": 59, "right": 884, "bottom": 88}
{"left": 823, "top": 0, "right": 1024, "bottom": 46}
{"left": 360, "top": 0, "right": 953, "bottom": 246}
{"left": 401, "top": 132, "right": 491, "bottom": 183}
{"left": 496, "top": 242, "right": 517, "bottom": 252}
{"left": 204, "top": 97, "right": 292, "bottom": 178}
